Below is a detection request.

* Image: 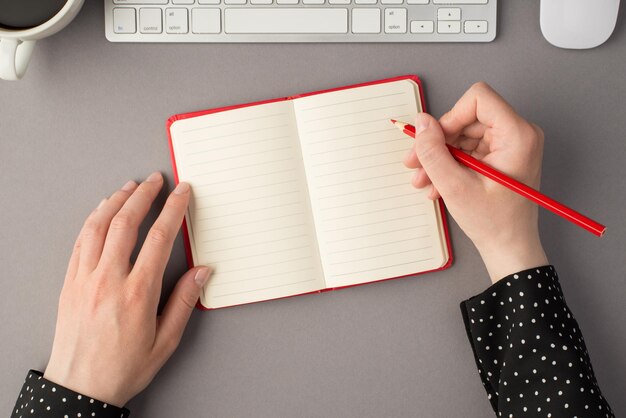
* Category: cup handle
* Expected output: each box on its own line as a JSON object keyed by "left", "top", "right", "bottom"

{"left": 0, "top": 38, "right": 36, "bottom": 81}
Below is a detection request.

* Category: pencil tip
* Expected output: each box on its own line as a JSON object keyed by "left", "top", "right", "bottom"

{"left": 390, "top": 119, "right": 397, "bottom": 124}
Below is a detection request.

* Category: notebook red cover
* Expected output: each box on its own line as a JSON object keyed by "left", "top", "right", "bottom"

{"left": 167, "top": 75, "right": 454, "bottom": 310}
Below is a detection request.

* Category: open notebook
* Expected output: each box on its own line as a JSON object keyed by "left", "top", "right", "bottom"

{"left": 167, "top": 75, "right": 452, "bottom": 309}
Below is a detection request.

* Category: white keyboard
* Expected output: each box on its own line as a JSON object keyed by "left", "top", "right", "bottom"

{"left": 105, "top": 0, "right": 496, "bottom": 42}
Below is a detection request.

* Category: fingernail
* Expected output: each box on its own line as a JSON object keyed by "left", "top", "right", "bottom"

{"left": 194, "top": 267, "right": 212, "bottom": 287}
{"left": 411, "top": 171, "right": 423, "bottom": 189}
{"left": 146, "top": 172, "right": 162, "bottom": 182}
{"left": 96, "top": 198, "right": 107, "bottom": 210}
{"left": 415, "top": 113, "right": 430, "bottom": 135}
{"left": 121, "top": 180, "right": 137, "bottom": 191}
{"left": 173, "top": 182, "right": 190, "bottom": 195}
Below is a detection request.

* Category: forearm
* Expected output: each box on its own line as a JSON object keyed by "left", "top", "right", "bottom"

{"left": 476, "top": 235, "right": 548, "bottom": 284}
{"left": 460, "top": 265, "right": 614, "bottom": 417}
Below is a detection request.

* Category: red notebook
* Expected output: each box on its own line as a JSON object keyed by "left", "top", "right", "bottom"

{"left": 167, "top": 75, "right": 452, "bottom": 309}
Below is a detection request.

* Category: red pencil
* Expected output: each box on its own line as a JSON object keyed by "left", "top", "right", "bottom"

{"left": 390, "top": 119, "right": 606, "bottom": 237}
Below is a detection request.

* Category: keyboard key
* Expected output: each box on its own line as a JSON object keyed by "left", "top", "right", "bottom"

{"left": 139, "top": 8, "right": 162, "bottom": 33}
{"left": 303, "top": 0, "right": 325, "bottom": 4}
{"left": 251, "top": 0, "right": 272, "bottom": 4}
{"left": 113, "top": 8, "right": 136, "bottom": 33}
{"left": 410, "top": 20, "right": 433, "bottom": 33}
{"left": 226, "top": 0, "right": 247, "bottom": 4}
{"left": 166, "top": 8, "right": 188, "bottom": 33}
{"left": 464, "top": 20, "right": 487, "bottom": 33}
{"left": 437, "top": 20, "right": 460, "bottom": 33}
{"left": 113, "top": 0, "right": 166, "bottom": 4}
{"left": 406, "top": 0, "right": 428, "bottom": 3}
{"left": 352, "top": 8, "right": 380, "bottom": 33}
{"left": 224, "top": 9, "right": 348, "bottom": 33}
{"left": 384, "top": 8, "right": 406, "bottom": 33}
{"left": 173, "top": 0, "right": 194, "bottom": 3}
{"left": 199, "top": 0, "right": 221, "bottom": 3}
{"left": 355, "top": 0, "right": 377, "bottom": 4}
{"left": 329, "top": 0, "right": 350, "bottom": 4}
{"left": 276, "top": 0, "right": 299, "bottom": 4}
{"left": 381, "top": 0, "right": 403, "bottom": 4}
{"left": 437, "top": 7, "right": 460, "bottom": 20}
{"left": 433, "top": 0, "right": 486, "bottom": 3}
{"left": 192, "top": 8, "right": 221, "bottom": 33}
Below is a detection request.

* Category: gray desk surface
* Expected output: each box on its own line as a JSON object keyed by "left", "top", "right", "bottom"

{"left": 2, "top": 2, "right": 625, "bottom": 417}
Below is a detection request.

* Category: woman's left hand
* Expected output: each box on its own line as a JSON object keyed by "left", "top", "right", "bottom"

{"left": 44, "top": 172, "right": 212, "bottom": 407}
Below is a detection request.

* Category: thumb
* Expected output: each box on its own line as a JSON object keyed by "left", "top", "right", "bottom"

{"left": 412, "top": 113, "right": 470, "bottom": 197}
{"left": 155, "top": 266, "right": 212, "bottom": 355}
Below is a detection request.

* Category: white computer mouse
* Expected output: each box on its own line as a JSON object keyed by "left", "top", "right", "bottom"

{"left": 540, "top": 0, "right": 620, "bottom": 49}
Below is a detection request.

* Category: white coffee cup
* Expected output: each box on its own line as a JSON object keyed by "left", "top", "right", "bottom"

{"left": 0, "top": 0, "right": 84, "bottom": 80}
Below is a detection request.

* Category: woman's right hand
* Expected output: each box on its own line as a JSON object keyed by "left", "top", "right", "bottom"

{"left": 403, "top": 82, "right": 548, "bottom": 283}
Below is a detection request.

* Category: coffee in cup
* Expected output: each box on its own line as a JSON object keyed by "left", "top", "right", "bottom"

{"left": 0, "top": 0, "right": 69, "bottom": 30}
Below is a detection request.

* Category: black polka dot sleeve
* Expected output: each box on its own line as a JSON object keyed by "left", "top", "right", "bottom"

{"left": 10, "top": 370, "right": 130, "bottom": 418}
{"left": 460, "top": 265, "right": 614, "bottom": 417}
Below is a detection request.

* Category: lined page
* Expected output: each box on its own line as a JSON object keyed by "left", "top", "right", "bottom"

{"left": 169, "top": 101, "right": 324, "bottom": 308}
{"left": 294, "top": 80, "right": 447, "bottom": 288}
